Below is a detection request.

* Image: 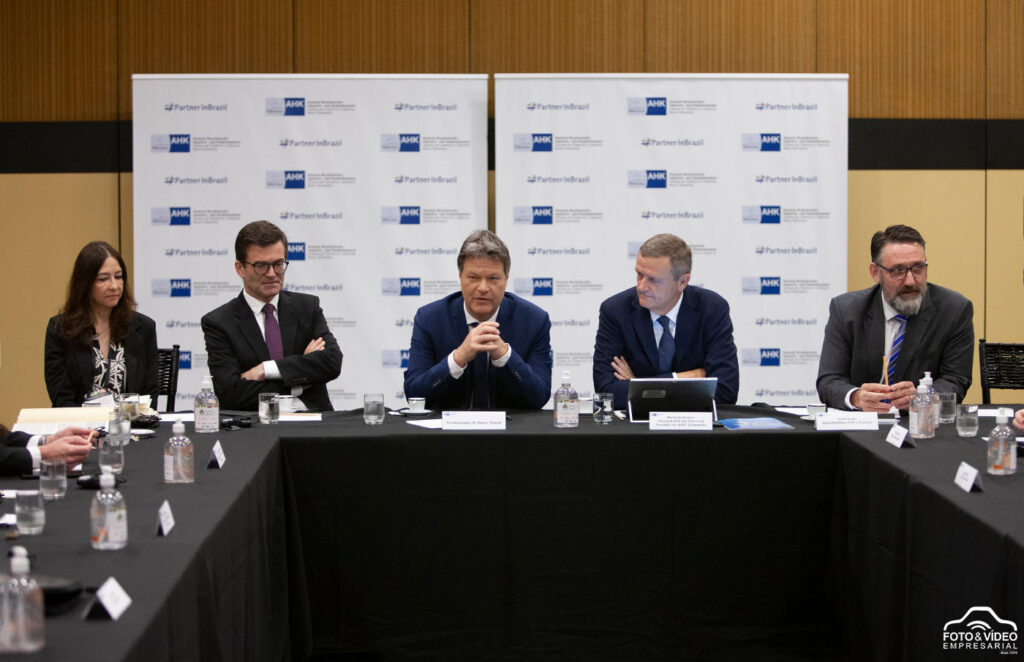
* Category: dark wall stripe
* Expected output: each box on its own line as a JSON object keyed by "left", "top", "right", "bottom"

{"left": 2, "top": 119, "right": 1024, "bottom": 174}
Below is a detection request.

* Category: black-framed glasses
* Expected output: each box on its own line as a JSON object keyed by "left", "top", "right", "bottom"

{"left": 241, "top": 260, "right": 289, "bottom": 275}
{"left": 875, "top": 261, "right": 927, "bottom": 279}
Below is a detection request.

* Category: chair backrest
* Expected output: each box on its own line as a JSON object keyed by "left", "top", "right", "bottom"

{"left": 978, "top": 338, "right": 1024, "bottom": 404}
{"left": 156, "top": 344, "right": 181, "bottom": 413}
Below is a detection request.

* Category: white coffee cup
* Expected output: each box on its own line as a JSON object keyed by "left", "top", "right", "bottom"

{"left": 278, "top": 395, "right": 296, "bottom": 413}
{"left": 408, "top": 397, "right": 426, "bottom": 413}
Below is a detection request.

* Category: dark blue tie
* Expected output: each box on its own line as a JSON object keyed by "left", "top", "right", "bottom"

{"left": 887, "top": 314, "right": 907, "bottom": 384}
{"left": 469, "top": 323, "right": 490, "bottom": 409}
{"left": 657, "top": 315, "right": 674, "bottom": 374}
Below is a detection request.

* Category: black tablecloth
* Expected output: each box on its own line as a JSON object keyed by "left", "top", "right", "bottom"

{"left": 0, "top": 429, "right": 311, "bottom": 662}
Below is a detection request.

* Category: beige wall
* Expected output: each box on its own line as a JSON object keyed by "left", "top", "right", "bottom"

{"left": 2, "top": 0, "right": 1023, "bottom": 421}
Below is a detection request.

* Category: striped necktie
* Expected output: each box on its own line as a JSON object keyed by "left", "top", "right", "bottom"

{"left": 887, "top": 314, "right": 907, "bottom": 384}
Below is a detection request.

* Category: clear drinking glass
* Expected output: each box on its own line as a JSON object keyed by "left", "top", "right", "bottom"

{"left": 40, "top": 458, "right": 67, "bottom": 501}
{"left": 938, "top": 392, "right": 957, "bottom": 424}
{"left": 101, "top": 411, "right": 129, "bottom": 475}
{"left": 363, "top": 393, "right": 385, "bottom": 425}
{"left": 593, "top": 393, "right": 614, "bottom": 424}
{"left": 259, "top": 393, "right": 280, "bottom": 424}
{"left": 15, "top": 490, "right": 45, "bottom": 535}
{"left": 955, "top": 404, "right": 979, "bottom": 437}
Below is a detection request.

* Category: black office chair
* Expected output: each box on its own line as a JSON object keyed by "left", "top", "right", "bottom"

{"left": 978, "top": 338, "right": 1024, "bottom": 404}
{"left": 156, "top": 344, "right": 181, "bottom": 413}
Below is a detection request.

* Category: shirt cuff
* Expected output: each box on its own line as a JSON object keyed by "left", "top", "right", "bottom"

{"left": 491, "top": 343, "right": 512, "bottom": 367}
{"left": 845, "top": 388, "right": 859, "bottom": 410}
{"left": 27, "top": 436, "right": 42, "bottom": 473}
{"left": 448, "top": 352, "right": 466, "bottom": 379}
{"left": 263, "top": 360, "right": 282, "bottom": 380}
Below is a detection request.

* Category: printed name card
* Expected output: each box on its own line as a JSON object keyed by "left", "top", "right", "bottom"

{"left": 885, "top": 424, "right": 914, "bottom": 448}
{"left": 954, "top": 462, "right": 983, "bottom": 493}
{"left": 648, "top": 411, "right": 713, "bottom": 431}
{"left": 157, "top": 500, "right": 175, "bottom": 537}
{"left": 441, "top": 411, "right": 506, "bottom": 430}
{"left": 85, "top": 577, "right": 132, "bottom": 621}
{"left": 815, "top": 411, "right": 879, "bottom": 431}
{"left": 207, "top": 440, "right": 226, "bottom": 469}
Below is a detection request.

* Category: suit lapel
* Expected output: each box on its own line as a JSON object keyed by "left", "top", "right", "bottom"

{"left": 277, "top": 292, "right": 298, "bottom": 355}
{"left": 858, "top": 290, "right": 886, "bottom": 382}
{"left": 630, "top": 294, "right": 660, "bottom": 371}
{"left": 232, "top": 294, "right": 270, "bottom": 361}
{"left": 672, "top": 289, "right": 696, "bottom": 365}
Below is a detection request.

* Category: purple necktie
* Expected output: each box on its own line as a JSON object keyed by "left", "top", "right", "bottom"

{"left": 263, "top": 303, "right": 284, "bottom": 360}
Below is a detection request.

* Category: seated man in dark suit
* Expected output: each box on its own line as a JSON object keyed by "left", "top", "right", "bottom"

{"left": 594, "top": 233, "right": 739, "bottom": 409}
{"left": 817, "top": 224, "right": 973, "bottom": 411}
{"left": 0, "top": 425, "right": 93, "bottom": 476}
{"left": 201, "top": 221, "right": 343, "bottom": 411}
{"left": 404, "top": 230, "right": 552, "bottom": 410}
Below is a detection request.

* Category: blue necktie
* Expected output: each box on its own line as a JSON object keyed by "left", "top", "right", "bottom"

{"left": 657, "top": 315, "right": 674, "bottom": 374}
{"left": 469, "top": 323, "right": 490, "bottom": 409}
{"left": 887, "top": 314, "right": 907, "bottom": 384}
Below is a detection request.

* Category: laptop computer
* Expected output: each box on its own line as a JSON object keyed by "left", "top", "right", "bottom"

{"left": 627, "top": 377, "right": 718, "bottom": 423}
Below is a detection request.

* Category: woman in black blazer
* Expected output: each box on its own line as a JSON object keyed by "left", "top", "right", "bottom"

{"left": 45, "top": 241, "right": 159, "bottom": 407}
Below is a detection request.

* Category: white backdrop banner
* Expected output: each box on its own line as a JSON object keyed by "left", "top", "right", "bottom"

{"left": 495, "top": 74, "right": 848, "bottom": 405}
{"left": 133, "top": 74, "right": 488, "bottom": 410}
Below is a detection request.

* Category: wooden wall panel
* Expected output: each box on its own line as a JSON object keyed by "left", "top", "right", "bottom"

{"left": 296, "top": 0, "right": 468, "bottom": 73}
{"left": 0, "top": 174, "right": 121, "bottom": 423}
{"left": 117, "top": 0, "right": 293, "bottom": 119}
{"left": 818, "top": 0, "right": 985, "bottom": 118}
{"left": 0, "top": 0, "right": 117, "bottom": 121}
{"left": 848, "top": 170, "right": 986, "bottom": 402}
{"left": 987, "top": 0, "right": 1024, "bottom": 119}
{"left": 645, "top": 0, "right": 816, "bottom": 73}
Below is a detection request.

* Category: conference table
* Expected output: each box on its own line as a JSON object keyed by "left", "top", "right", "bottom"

{"left": 2, "top": 407, "right": 1021, "bottom": 661}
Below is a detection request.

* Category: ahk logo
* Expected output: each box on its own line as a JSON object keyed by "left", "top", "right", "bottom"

{"left": 178, "top": 351, "right": 192, "bottom": 370}
{"left": 400, "top": 349, "right": 410, "bottom": 369}
{"left": 760, "top": 277, "right": 781, "bottom": 295}
{"left": 170, "top": 279, "right": 191, "bottom": 297}
{"left": 531, "top": 206, "right": 553, "bottom": 224}
{"left": 287, "top": 242, "right": 306, "bottom": 260}
{"left": 284, "top": 170, "right": 305, "bottom": 189}
{"left": 400, "top": 134, "right": 421, "bottom": 152}
{"left": 284, "top": 98, "right": 305, "bottom": 116}
{"left": 400, "top": 278, "right": 421, "bottom": 296}
{"left": 400, "top": 206, "right": 421, "bottom": 224}
{"left": 533, "top": 278, "right": 554, "bottom": 296}
{"left": 760, "top": 206, "right": 782, "bottom": 223}
{"left": 532, "top": 134, "right": 553, "bottom": 151}
{"left": 760, "top": 348, "right": 781, "bottom": 366}
{"left": 647, "top": 170, "right": 668, "bottom": 189}
{"left": 169, "top": 134, "right": 190, "bottom": 152}
{"left": 760, "top": 133, "right": 781, "bottom": 151}
{"left": 169, "top": 207, "right": 191, "bottom": 225}
{"left": 646, "top": 97, "right": 667, "bottom": 115}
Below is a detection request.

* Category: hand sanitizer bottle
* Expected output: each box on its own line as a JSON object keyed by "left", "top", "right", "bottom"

{"left": 164, "top": 418, "right": 195, "bottom": 484}
{"left": 91, "top": 467, "right": 128, "bottom": 550}
{"left": 554, "top": 371, "right": 579, "bottom": 428}
{"left": 194, "top": 376, "right": 220, "bottom": 433}
{"left": 0, "top": 546, "right": 44, "bottom": 652}
{"left": 909, "top": 383, "right": 935, "bottom": 439}
{"left": 987, "top": 408, "right": 1017, "bottom": 476}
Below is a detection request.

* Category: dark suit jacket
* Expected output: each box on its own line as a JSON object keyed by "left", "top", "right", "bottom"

{"left": 816, "top": 283, "right": 974, "bottom": 409}
{"left": 403, "top": 292, "right": 553, "bottom": 410}
{"left": 201, "top": 290, "right": 342, "bottom": 411}
{"left": 0, "top": 430, "right": 32, "bottom": 477}
{"left": 593, "top": 286, "right": 739, "bottom": 409}
{"left": 44, "top": 313, "right": 159, "bottom": 407}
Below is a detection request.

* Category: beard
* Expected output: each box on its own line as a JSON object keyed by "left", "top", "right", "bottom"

{"left": 887, "top": 282, "right": 926, "bottom": 316}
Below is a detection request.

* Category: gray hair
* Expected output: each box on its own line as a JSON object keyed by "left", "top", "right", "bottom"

{"left": 639, "top": 233, "right": 692, "bottom": 279}
{"left": 457, "top": 230, "right": 511, "bottom": 275}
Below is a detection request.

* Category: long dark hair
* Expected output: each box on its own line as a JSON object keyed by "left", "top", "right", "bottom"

{"left": 57, "top": 241, "right": 137, "bottom": 346}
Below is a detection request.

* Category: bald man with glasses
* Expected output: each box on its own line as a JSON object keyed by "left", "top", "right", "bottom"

{"left": 201, "top": 220, "right": 342, "bottom": 411}
{"left": 816, "top": 224, "right": 974, "bottom": 411}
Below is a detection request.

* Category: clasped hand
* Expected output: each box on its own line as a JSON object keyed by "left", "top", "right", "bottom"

{"left": 852, "top": 381, "right": 915, "bottom": 412}
{"left": 454, "top": 321, "right": 507, "bottom": 368}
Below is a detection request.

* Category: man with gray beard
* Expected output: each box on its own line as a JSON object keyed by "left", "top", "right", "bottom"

{"left": 816, "top": 225, "right": 974, "bottom": 411}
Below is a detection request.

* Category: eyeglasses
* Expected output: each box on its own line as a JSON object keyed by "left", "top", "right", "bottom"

{"left": 875, "top": 261, "right": 928, "bottom": 279}
{"left": 241, "top": 260, "right": 289, "bottom": 275}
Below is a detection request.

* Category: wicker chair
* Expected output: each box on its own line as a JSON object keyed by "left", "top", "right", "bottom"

{"left": 156, "top": 344, "right": 181, "bottom": 412}
{"left": 978, "top": 338, "right": 1024, "bottom": 404}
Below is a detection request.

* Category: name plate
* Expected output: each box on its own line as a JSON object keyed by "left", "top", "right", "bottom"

{"left": 815, "top": 411, "right": 879, "bottom": 431}
{"left": 885, "top": 424, "right": 913, "bottom": 448}
{"left": 954, "top": 461, "right": 983, "bottom": 493}
{"left": 441, "top": 411, "right": 506, "bottom": 430}
{"left": 649, "top": 411, "right": 713, "bottom": 430}
{"left": 157, "top": 500, "right": 175, "bottom": 537}
{"left": 207, "top": 440, "right": 226, "bottom": 469}
{"left": 86, "top": 577, "right": 132, "bottom": 621}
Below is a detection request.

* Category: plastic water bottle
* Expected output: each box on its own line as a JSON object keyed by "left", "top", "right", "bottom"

{"left": 164, "top": 419, "right": 195, "bottom": 484}
{"left": 0, "top": 547, "right": 44, "bottom": 652}
{"left": 921, "top": 371, "right": 940, "bottom": 428}
{"left": 909, "top": 383, "right": 935, "bottom": 439}
{"left": 987, "top": 408, "right": 1017, "bottom": 476}
{"left": 194, "top": 376, "right": 220, "bottom": 433}
{"left": 91, "top": 467, "right": 127, "bottom": 550}
{"left": 554, "top": 371, "right": 579, "bottom": 428}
